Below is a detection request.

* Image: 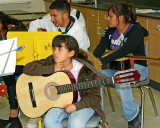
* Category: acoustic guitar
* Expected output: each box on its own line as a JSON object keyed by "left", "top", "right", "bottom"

{"left": 16, "top": 70, "right": 140, "bottom": 118}
{"left": 101, "top": 50, "right": 160, "bottom": 70}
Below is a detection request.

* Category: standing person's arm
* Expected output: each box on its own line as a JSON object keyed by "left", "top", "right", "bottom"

{"left": 28, "top": 19, "right": 47, "bottom": 31}
{"left": 28, "top": 14, "right": 52, "bottom": 31}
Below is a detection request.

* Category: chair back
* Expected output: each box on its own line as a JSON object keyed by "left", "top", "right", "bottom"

{"left": 144, "top": 43, "right": 150, "bottom": 81}
{"left": 144, "top": 43, "right": 148, "bottom": 56}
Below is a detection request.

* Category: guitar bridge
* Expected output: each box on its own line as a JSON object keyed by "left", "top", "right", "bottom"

{"left": 28, "top": 82, "right": 37, "bottom": 108}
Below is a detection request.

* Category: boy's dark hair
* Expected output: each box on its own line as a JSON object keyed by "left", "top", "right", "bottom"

{"left": 49, "top": 0, "right": 70, "bottom": 15}
{"left": 52, "top": 35, "right": 79, "bottom": 58}
{"left": 108, "top": 2, "right": 137, "bottom": 23}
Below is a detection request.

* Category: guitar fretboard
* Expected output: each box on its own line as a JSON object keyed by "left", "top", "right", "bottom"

{"left": 56, "top": 77, "right": 113, "bottom": 94}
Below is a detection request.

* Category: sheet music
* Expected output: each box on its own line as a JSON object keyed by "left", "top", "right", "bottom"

{"left": 0, "top": 38, "right": 17, "bottom": 76}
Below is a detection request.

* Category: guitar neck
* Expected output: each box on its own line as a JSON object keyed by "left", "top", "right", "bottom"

{"left": 127, "top": 56, "right": 160, "bottom": 61}
{"left": 56, "top": 77, "right": 113, "bottom": 94}
{"left": 102, "top": 50, "right": 160, "bottom": 61}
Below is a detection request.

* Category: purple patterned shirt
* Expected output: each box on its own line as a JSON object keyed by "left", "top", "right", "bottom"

{"left": 110, "top": 23, "right": 134, "bottom": 50}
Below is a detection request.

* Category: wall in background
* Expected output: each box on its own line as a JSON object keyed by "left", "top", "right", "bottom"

{"left": 0, "top": 0, "right": 31, "bottom": 4}
{"left": 0, "top": 0, "right": 46, "bottom": 13}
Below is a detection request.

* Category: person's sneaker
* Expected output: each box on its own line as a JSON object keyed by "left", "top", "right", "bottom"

{"left": 26, "top": 118, "right": 38, "bottom": 128}
{"left": 0, "top": 118, "right": 22, "bottom": 128}
{"left": 128, "top": 107, "right": 142, "bottom": 128}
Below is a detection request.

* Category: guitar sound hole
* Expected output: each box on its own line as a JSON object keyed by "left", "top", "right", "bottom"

{"left": 47, "top": 85, "right": 57, "bottom": 98}
{"left": 44, "top": 82, "right": 60, "bottom": 101}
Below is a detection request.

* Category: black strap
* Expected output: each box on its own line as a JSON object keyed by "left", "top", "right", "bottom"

{"left": 76, "top": 58, "right": 106, "bottom": 79}
{"left": 76, "top": 10, "right": 80, "bottom": 20}
{"left": 58, "top": 19, "right": 72, "bottom": 34}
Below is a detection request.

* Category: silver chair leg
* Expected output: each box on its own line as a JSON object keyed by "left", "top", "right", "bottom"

{"left": 100, "top": 87, "right": 105, "bottom": 112}
{"left": 138, "top": 87, "right": 145, "bottom": 128}
{"left": 104, "top": 87, "right": 115, "bottom": 113}
{"left": 144, "top": 86, "right": 159, "bottom": 117}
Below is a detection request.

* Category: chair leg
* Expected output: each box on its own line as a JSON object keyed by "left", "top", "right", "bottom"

{"left": 38, "top": 117, "right": 42, "bottom": 128}
{"left": 100, "top": 87, "right": 105, "bottom": 112}
{"left": 104, "top": 87, "right": 115, "bottom": 113}
{"left": 144, "top": 86, "right": 159, "bottom": 117}
{"left": 138, "top": 87, "right": 145, "bottom": 128}
{"left": 18, "top": 109, "right": 21, "bottom": 119}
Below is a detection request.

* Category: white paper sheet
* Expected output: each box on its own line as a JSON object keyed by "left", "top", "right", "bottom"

{"left": 0, "top": 38, "right": 17, "bottom": 76}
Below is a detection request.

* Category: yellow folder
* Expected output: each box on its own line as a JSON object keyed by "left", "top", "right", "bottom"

{"left": 7, "top": 32, "right": 62, "bottom": 65}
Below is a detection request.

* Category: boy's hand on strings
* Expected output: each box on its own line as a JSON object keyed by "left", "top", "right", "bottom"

{"left": 62, "top": 104, "right": 76, "bottom": 114}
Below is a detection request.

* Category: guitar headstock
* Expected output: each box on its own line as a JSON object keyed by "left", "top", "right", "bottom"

{"left": 114, "top": 70, "right": 141, "bottom": 84}
{"left": 0, "top": 85, "right": 7, "bottom": 97}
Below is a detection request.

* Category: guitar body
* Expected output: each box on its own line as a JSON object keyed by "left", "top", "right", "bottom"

{"left": 16, "top": 72, "right": 73, "bottom": 118}
{"left": 101, "top": 50, "right": 132, "bottom": 70}
{"left": 102, "top": 59, "right": 132, "bottom": 70}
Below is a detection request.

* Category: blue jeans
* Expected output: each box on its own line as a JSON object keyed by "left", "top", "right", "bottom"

{"left": 102, "top": 63, "right": 148, "bottom": 121}
{"left": 44, "top": 107, "right": 95, "bottom": 128}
